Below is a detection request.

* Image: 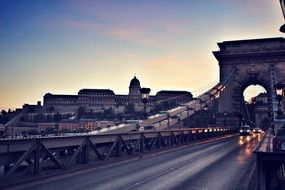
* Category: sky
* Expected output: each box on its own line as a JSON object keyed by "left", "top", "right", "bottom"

{"left": 0, "top": 0, "right": 283, "bottom": 110}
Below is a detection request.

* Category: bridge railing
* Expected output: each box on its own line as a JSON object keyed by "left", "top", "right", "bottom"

{"left": 95, "top": 69, "right": 238, "bottom": 134}
{"left": 254, "top": 128, "right": 285, "bottom": 190}
{"left": 0, "top": 127, "right": 234, "bottom": 185}
{"left": 102, "top": 81, "right": 231, "bottom": 134}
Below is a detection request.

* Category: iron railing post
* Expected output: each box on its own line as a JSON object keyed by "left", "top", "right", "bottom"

{"left": 34, "top": 139, "right": 41, "bottom": 175}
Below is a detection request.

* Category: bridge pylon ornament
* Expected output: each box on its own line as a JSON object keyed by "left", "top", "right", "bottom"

{"left": 248, "top": 64, "right": 258, "bottom": 74}
{"left": 247, "top": 64, "right": 259, "bottom": 85}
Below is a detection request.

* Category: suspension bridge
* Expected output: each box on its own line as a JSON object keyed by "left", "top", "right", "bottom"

{"left": 1, "top": 37, "right": 285, "bottom": 190}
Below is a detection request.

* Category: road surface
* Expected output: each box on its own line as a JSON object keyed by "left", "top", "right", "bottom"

{"left": 10, "top": 134, "right": 261, "bottom": 190}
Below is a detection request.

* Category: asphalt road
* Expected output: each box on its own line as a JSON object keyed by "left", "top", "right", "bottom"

{"left": 11, "top": 134, "right": 262, "bottom": 190}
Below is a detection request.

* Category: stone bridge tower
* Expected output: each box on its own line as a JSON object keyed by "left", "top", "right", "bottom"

{"left": 213, "top": 37, "right": 285, "bottom": 129}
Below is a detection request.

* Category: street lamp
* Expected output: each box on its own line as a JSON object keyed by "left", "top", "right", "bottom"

{"left": 280, "top": 0, "right": 285, "bottom": 33}
{"left": 204, "top": 105, "right": 208, "bottom": 128}
{"left": 224, "top": 111, "right": 228, "bottom": 128}
{"left": 274, "top": 82, "right": 285, "bottom": 119}
{"left": 140, "top": 87, "right": 151, "bottom": 119}
{"left": 212, "top": 115, "right": 216, "bottom": 126}
{"left": 242, "top": 118, "right": 245, "bottom": 126}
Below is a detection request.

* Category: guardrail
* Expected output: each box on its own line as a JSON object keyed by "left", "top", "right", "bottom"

{"left": 254, "top": 128, "right": 285, "bottom": 190}
{"left": 0, "top": 128, "right": 232, "bottom": 185}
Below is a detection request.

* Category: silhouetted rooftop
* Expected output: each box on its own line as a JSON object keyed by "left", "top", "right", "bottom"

{"left": 130, "top": 76, "right": 140, "bottom": 86}
{"left": 256, "top": 93, "right": 267, "bottom": 98}
{"left": 44, "top": 93, "right": 77, "bottom": 99}
{"left": 78, "top": 89, "right": 115, "bottom": 95}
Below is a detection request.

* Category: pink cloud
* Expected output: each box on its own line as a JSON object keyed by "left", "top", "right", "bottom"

{"left": 63, "top": 19, "right": 191, "bottom": 48}
{"left": 57, "top": 2, "right": 193, "bottom": 48}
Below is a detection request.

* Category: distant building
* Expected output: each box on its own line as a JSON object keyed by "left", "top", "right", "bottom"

{"left": 78, "top": 89, "right": 115, "bottom": 112}
{"left": 37, "top": 119, "right": 114, "bottom": 132}
{"left": 255, "top": 93, "right": 268, "bottom": 104}
{"left": 254, "top": 93, "right": 269, "bottom": 130}
{"left": 22, "top": 101, "right": 43, "bottom": 113}
{"left": 43, "top": 76, "right": 193, "bottom": 113}
{"left": 38, "top": 123, "right": 58, "bottom": 131}
{"left": 44, "top": 93, "right": 77, "bottom": 113}
{"left": 114, "top": 95, "right": 129, "bottom": 106}
{"left": 128, "top": 76, "right": 141, "bottom": 104}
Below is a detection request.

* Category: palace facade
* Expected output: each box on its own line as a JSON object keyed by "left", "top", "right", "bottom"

{"left": 43, "top": 76, "right": 193, "bottom": 113}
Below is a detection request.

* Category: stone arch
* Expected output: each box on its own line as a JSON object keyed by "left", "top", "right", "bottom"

{"left": 213, "top": 37, "right": 285, "bottom": 129}
{"left": 232, "top": 75, "right": 272, "bottom": 113}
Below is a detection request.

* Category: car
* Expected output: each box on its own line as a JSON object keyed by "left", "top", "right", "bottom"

{"left": 240, "top": 125, "right": 251, "bottom": 136}
{"left": 252, "top": 127, "right": 263, "bottom": 133}
{"left": 273, "top": 127, "right": 285, "bottom": 151}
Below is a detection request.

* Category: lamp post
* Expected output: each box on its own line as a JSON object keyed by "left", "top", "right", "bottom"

{"left": 198, "top": 99, "right": 204, "bottom": 128}
{"left": 140, "top": 87, "right": 151, "bottom": 119}
{"left": 280, "top": 0, "right": 285, "bottom": 33}
{"left": 274, "top": 83, "right": 285, "bottom": 119}
{"left": 212, "top": 115, "right": 216, "bottom": 126}
{"left": 242, "top": 118, "right": 245, "bottom": 126}
{"left": 204, "top": 105, "right": 208, "bottom": 128}
{"left": 224, "top": 111, "right": 228, "bottom": 128}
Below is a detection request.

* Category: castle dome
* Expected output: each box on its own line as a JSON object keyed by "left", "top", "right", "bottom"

{"left": 130, "top": 76, "right": 140, "bottom": 87}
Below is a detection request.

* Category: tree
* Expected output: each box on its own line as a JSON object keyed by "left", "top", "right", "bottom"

{"left": 54, "top": 113, "right": 62, "bottom": 122}
{"left": 124, "top": 103, "right": 136, "bottom": 114}
{"left": 45, "top": 127, "right": 55, "bottom": 134}
{"left": 27, "top": 130, "right": 39, "bottom": 135}
{"left": 78, "top": 106, "right": 86, "bottom": 119}
{"left": 46, "top": 114, "right": 52, "bottom": 122}
{"left": 102, "top": 107, "right": 114, "bottom": 118}
{"left": 1, "top": 110, "right": 7, "bottom": 115}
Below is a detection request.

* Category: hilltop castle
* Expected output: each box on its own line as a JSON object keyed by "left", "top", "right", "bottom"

{"left": 43, "top": 76, "right": 192, "bottom": 113}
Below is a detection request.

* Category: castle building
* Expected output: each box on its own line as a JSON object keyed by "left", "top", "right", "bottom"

{"left": 43, "top": 76, "right": 193, "bottom": 113}
{"left": 128, "top": 76, "right": 141, "bottom": 104}
{"left": 78, "top": 89, "right": 115, "bottom": 112}
{"left": 43, "top": 94, "right": 77, "bottom": 112}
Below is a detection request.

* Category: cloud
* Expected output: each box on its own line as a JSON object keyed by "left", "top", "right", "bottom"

{"left": 57, "top": 1, "right": 193, "bottom": 48}
{"left": 60, "top": 17, "right": 161, "bottom": 47}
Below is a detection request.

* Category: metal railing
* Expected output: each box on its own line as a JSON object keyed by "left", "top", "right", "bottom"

{"left": 0, "top": 128, "right": 233, "bottom": 185}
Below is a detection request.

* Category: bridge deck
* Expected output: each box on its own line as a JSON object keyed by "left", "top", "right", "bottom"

{"left": 254, "top": 129, "right": 285, "bottom": 159}
{"left": 254, "top": 130, "right": 273, "bottom": 153}
{"left": 1, "top": 135, "right": 259, "bottom": 190}
{"left": 254, "top": 129, "right": 285, "bottom": 161}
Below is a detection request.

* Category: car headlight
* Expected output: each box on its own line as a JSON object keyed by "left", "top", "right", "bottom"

{"left": 247, "top": 130, "right": 250, "bottom": 132}
{"left": 240, "top": 130, "right": 242, "bottom": 132}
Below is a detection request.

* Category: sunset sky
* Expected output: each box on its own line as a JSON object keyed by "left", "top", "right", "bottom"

{"left": 0, "top": 0, "right": 283, "bottom": 110}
